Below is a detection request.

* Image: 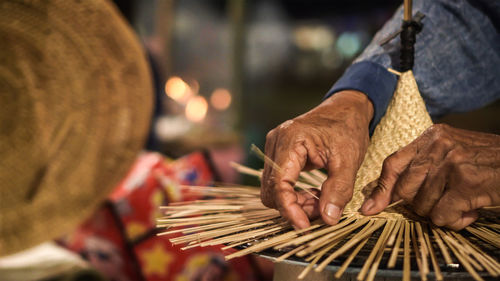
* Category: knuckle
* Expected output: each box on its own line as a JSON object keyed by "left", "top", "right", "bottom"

{"left": 265, "top": 129, "right": 276, "bottom": 141}
{"left": 427, "top": 124, "right": 448, "bottom": 142}
{"left": 382, "top": 155, "right": 397, "bottom": 173}
{"left": 335, "top": 185, "right": 353, "bottom": 201}
{"left": 260, "top": 190, "right": 275, "bottom": 208}
{"left": 413, "top": 205, "right": 428, "bottom": 217}
{"left": 430, "top": 213, "right": 446, "bottom": 226}
{"left": 394, "top": 186, "right": 414, "bottom": 201}
{"left": 445, "top": 146, "right": 465, "bottom": 164}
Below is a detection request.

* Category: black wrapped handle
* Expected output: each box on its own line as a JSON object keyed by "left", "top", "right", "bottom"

{"left": 400, "top": 19, "right": 423, "bottom": 71}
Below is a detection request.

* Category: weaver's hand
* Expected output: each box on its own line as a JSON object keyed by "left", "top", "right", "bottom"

{"left": 361, "top": 124, "right": 500, "bottom": 230}
{"left": 261, "top": 90, "right": 373, "bottom": 229}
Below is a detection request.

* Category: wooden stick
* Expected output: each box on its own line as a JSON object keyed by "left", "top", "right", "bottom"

{"left": 309, "top": 170, "right": 327, "bottom": 183}
{"left": 431, "top": 226, "right": 453, "bottom": 265}
{"left": 415, "top": 222, "right": 429, "bottom": 276}
{"left": 422, "top": 224, "right": 443, "bottom": 281}
{"left": 275, "top": 216, "right": 355, "bottom": 249}
{"left": 388, "top": 219, "right": 405, "bottom": 268}
{"left": 410, "top": 222, "right": 426, "bottom": 281}
{"left": 275, "top": 244, "right": 307, "bottom": 262}
{"left": 334, "top": 237, "right": 369, "bottom": 279}
{"left": 298, "top": 241, "right": 338, "bottom": 280}
{"left": 364, "top": 220, "right": 397, "bottom": 281}
{"left": 359, "top": 220, "right": 396, "bottom": 281}
{"left": 315, "top": 219, "right": 386, "bottom": 272}
{"left": 403, "top": 220, "right": 411, "bottom": 281}
{"left": 451, "top": 232, "right": 499, "bottom": 276}
{"left": 404, "top": 0, "right": 413, "bottom": 21}
{"left": 437, "top": 228, "right": 484, "bottom": 281}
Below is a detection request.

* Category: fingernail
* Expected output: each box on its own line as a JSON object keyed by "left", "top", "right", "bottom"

{"left": 364, "top": 199, "right": 375, "bottom": 211}
{"left": 324, "top": 203, "right": 341, "bottom": 219}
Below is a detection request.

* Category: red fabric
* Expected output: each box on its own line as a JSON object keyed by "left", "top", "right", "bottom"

{"left": 60, "top": 152, "right": 256, "bottom": 281}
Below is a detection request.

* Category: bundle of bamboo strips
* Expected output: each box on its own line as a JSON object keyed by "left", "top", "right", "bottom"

{"left": 157, "top": 163, "right": 499, "bottom": 281}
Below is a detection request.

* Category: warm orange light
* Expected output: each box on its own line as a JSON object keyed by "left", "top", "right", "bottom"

{"left": 210, "top": 88, "right": 231, "bottom": 110}
{"left": 165, "top": 76, "right": 189, "bottom": 101}
{"left": 185, "top": 96, "right": 208, "bottom": 122}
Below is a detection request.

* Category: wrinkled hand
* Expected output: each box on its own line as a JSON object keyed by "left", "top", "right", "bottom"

{"left": 261, "top": 90, "right": 373, "bottom": 229}
{"left": 361, "top": 124, "right": 500, "bottom": 230}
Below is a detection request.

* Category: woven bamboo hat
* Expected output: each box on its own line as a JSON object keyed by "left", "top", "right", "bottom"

{"left": 0, "top": 0, "right": 153, "bottom": 255}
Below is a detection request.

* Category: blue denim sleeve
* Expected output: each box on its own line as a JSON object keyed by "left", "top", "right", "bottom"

{"left": 326, "top": 0, "right": 500, "bottom": 132}
{"left": 325, "top": 62, "right": 398, "bottom": 134}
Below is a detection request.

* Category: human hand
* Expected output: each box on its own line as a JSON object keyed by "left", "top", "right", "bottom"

{"left": 361, "top": 124, "right": 500, "bottom": 230}
{"left": 261, "top": 90, "right": 374, "bottom": 229}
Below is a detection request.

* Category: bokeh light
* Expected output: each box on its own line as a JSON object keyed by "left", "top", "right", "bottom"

{"left": 185, "top": 96, "right": 208, "bottom": 122}
{"left": 165, "top": 76, "right": 191, "bottom": 102}
{"left": 336, "top": 32, "right": 361, "bottom": 58}
{"left": 210, "top": 88, "right": 232, "bottom": 110}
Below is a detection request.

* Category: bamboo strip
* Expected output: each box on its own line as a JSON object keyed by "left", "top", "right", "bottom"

{"left": 298, "top": 240, "right": 341, "bottom": 279}
{"left": 387, "top": 219, "right": 403, "bottom": 246}
{"left": 431, "top": 227, "right": 453, "bottom": 265}
{"left": 275, "top": 216, "right": 354, "bottom": 249}
{"left": 334, "top": 237, "right": 369, "bottom": 279}
{"left": 443, "top": 233, "right": 483, "bottom": 272}
{"left": 275, "top": 244, "right": 307, "bottom": 262}
{"left": 458, "top": 235, "right": 500, "bottom": 275}
{"left": 410, "top": 222, "right": 425, "bottom": 281}
{"left": 436, "top": 228, "right": 484, "bottom": 281}
{"left": 299, "top": 217, "right": 370, "bottom": 257}
{"left": 388, "top": 219, "right": 405, "bottom": 268}
{"left": 403, "top": 220, "right": 411, "bottom": 281}
{"left": 415, "top": 222, "right": 429, "bottom": 276}
{"left": 359, "top": 220, "right": 396, "bottom": 281}
{"left": 422, "top": 224, "right": 443, "bottom": 281}
{"left": 309, "top": 169, "right": 327, "bottom": 182}
{"left": 314, "top": 219, "right": 386, "bottom": 272}
{"left": 225, "top": 223, "right": 321, "bottom": 260}
{"left": 451, "top": 232, "right": 499, "bottom": 276}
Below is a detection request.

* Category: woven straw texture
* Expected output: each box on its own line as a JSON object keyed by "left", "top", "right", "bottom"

{"left": 345, "top": 70, "right": 433, "bottom": 213}
{"left": 0, "top": 0, "right": 152, "bottom": 255}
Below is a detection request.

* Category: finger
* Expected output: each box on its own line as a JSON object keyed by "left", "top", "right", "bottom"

{"left": 261, "top": 130, "right": 278, "bottom": 208}
{"left": 277, "top": 189, "right": 312, "bottom": 229}
{"left": 361, "top": 146, "right": 417, "bottom": 215}
{"left": 297, "top": 189, "right": 321, "bottom": 219}
{"left": 429, "top": 189, "right": 465, "bottom": 228}
{"left": 446, "top": 210, "right": 478, "bottom": 231}
{"left": 275, "top": 143, "right": 311, "bottom": 228}
{"left": 391, "top": 160, "right": 430, "bottom": 202}
{"left": 319, "top": 159, "right": 356, "bottom": 225}
{"left": 411, "top": 164, "right": 447, "bottom": 217}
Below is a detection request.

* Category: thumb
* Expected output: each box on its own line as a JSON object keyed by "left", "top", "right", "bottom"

{"left": 361, "top": 148, "right": 416, "bottom": 215}
{"left": 320, "top": 162, "right": 356, "bottom": 225}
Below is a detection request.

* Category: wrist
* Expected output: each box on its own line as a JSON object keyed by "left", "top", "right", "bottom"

{"left": 323, "top": 90, "right": 374, "bottom": 126}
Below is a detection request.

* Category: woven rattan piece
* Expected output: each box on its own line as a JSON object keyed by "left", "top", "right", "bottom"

{"left": 346, "top": 70, "right": 433, "bottom": 213}
{"left": 0, "top": 0, "right": 152, "bottom": 255}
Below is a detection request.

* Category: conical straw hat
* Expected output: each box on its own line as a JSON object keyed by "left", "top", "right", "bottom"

{"left": 346, "top": 70, "right": 433, "bottom": 212}
{"left": 0, "top": 0, "right": 152, "bottom": 255}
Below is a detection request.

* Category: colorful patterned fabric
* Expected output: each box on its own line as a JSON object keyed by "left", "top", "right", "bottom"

{"left": 60, "top": 152, "right": 258, "bottom": 281}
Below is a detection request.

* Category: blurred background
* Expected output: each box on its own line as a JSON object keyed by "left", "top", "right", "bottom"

{"left": 115, "top": 0, "right": 500, "bottom": 184}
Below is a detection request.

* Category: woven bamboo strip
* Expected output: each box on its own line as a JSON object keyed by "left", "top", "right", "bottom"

{"left": 334, "top": 237, "right": 369, "bottom": 279}
{"left": 387, "top": 220, "right": 405, "bottom": 268}
{"left": 314, "top": 219, "right": 386, "bottom": 272}
{"left": 422, "top": 224, "right": 443, "bottom": 280}
{"left": 403, "top": 220, "right": 411, "bottom": 281}
{"left": 359, "top": 220, "right": 396, "bottom": 281}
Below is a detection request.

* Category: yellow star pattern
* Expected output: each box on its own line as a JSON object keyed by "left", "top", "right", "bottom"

{"left": 126, "top": 221, "right": 147, "bottom": 240}
{"left": 141, "top": 243, "right": 174, "bottom": 277}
